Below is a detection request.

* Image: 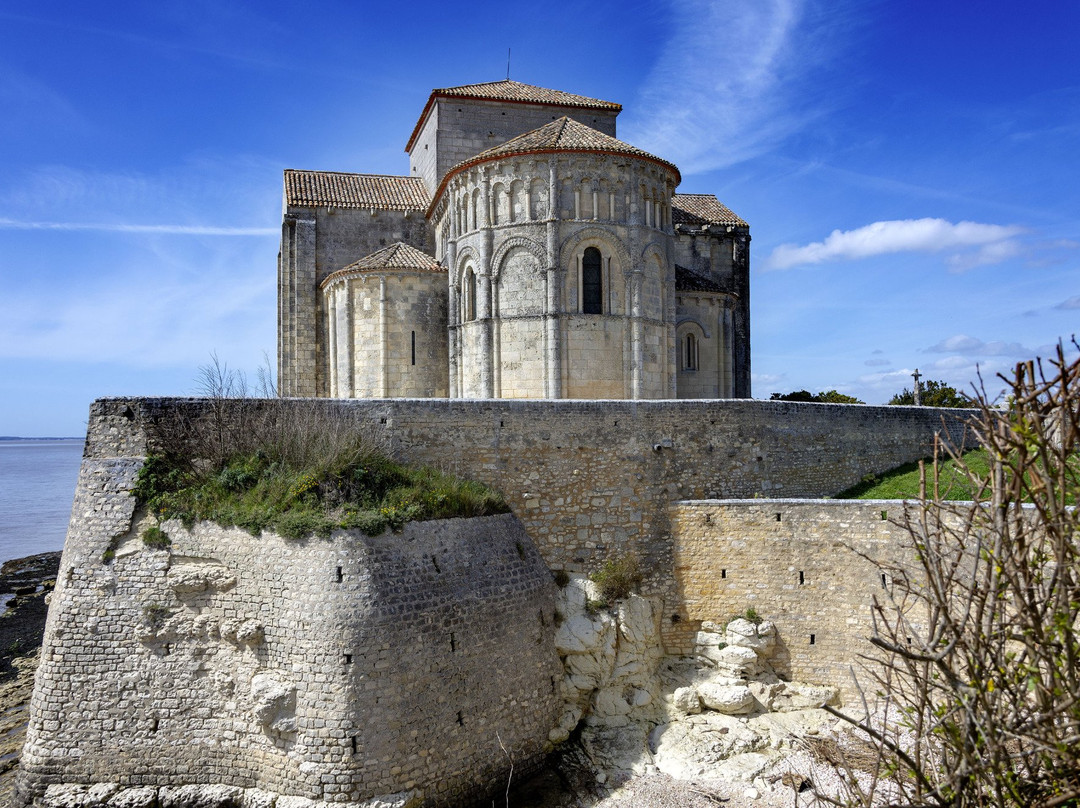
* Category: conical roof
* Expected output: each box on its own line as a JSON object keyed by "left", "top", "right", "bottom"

{"left": 431, "top": 117, "right": 680, "bottom": 210}
{"left": 321, "top": 242, "right": 443, "bottom": 288}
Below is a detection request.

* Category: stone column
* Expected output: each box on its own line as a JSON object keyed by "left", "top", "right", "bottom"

{"left": 545, "top": 158, "right": 562, "bottom": 399}
{"left": 446, "top": 202, "right": 460, "bottom": 399}
{"left": 378, "top": 275, "right": 388, "bottom": 398}
{"left": 478, "top": 170, "right": 495, "bottom": 398}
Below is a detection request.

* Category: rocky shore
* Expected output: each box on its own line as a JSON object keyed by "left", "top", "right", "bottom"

{"left": 0, "top": 552, "right": 60, "bottom": 805}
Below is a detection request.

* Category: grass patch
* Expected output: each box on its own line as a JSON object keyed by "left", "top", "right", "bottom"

{"left": 134, "top": 434, "right": 509, "bottom": 540}
{"left": 589, "top": 554, "right": 642, "bottom": 603}
{"left": 835, "top": 449, "right": 992, "bottom": 501}
{"left": 141, "top": 525, "right": 171, "bottom": 550}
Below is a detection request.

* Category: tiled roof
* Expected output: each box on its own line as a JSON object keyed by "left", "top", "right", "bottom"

{"left": 672, "top": 194, "right": 747, "bottom": 228}
{"left": 675, "top": 265, "right": 727, "bottom": 294}
{"left": 284, "top": 170, "right": 429, "bottom": 212}
{"left": 321, "top": 243, "right": 443, "bottom": 288}
{"left": 432, "top": 80, "right": 621, "bottom": 111}
{"left": 430, "top": 118, "right": 680, "bottom": 209}
{"left": 407, "top": 80, "right": 621, "bottom": 153}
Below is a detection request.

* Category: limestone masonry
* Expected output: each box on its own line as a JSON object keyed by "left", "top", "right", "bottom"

{"left": 18, "top": 396, "right": 974, "bottom": 806}
{"left": 278, "top": 79, "right": 751, "bottom": 401}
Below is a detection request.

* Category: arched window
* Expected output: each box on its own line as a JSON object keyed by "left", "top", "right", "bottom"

{"left": 582, "top": 247, "right": 603, "bottom": 314}
{"left": 463, "top": 268, "right": 477, "bottom": 322}
{"left": 684, "top": 333, "right": 699, "bottom": 371}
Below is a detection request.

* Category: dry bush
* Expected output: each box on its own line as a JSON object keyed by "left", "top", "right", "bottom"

{"left": 823, "top": 341, "right": 1080, "bottom": 807}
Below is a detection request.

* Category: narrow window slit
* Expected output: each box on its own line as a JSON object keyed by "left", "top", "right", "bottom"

{"left": 775, "top": 513, "right": 782, "bottom": 522}
{"left": 343, "top": 653, "right": 352, "bottom": 665}
{"left": 809, "top": 634, "right": 816, "bottom": 645}
{"left": 449, "top": 632, "right": 456, "bottom": 653}
{"left": 457, "top": 711, "right": 464, "bottom": 726}
{"left": 798, "top": 570, "right": 805, "bottom": 585}
{"left": 350, "top": 736, "right": 357, "bottom": 754}
{"left": 721, "top": 569, "right": 727, "bottom": 579}
{"left": 411, "top": 331, "right": 416, "bottom": 365}
{"left": 336, "top": 566, "right": 343, "bottom": 583}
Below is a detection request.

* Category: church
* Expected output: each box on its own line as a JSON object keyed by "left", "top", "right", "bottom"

{"left": 276, "top": 79, "right": 751, "bottom": 400}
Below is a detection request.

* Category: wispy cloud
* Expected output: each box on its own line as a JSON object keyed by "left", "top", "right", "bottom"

{"left": 0, "top": 218, "right": 276, "bottom": 236}
{"left": 1056, "top": 295, "right": 1080, "bottom": 310}
{"left": 763, "top": 218, "right": 1025, "bottom": 270}
{"left": 621, "top": 0, "right": 849, "bottom": 174}
{"left": 927, "top": 334, "right": 1033, "bottom": 357}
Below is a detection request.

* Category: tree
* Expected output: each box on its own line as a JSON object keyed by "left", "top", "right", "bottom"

{"left": 825, "top": 342, "right": 1080, "bottom": 807}
{"left": 889, "top": 379, "right": 971, "bottom": 408}
{"left": 770, "top": 389, "right": 865, "bottom": 404}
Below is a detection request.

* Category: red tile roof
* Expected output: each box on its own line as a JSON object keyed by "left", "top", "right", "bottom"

{"left": 284, "top": 170, "right": 429, "bottom": 212}
{"left": 320, "top": 242, "right": 443, "bottom": 288}
{"left": 406, "top": 80, "right": 620, "bottom": 153}
{"left": 672, "top": 194, "right": 747, "bottom": 228}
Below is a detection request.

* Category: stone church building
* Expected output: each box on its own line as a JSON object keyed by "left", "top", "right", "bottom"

{"left": 277, "top": 80, "right": 751, "bottom": 400}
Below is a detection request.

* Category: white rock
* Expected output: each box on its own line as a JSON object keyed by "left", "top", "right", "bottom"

{"left": 240, "top": 790, "right": 279, "bottom": 808}
{"left": 712, "top": 645, "right": 764, "bottom": 678}
{"left": 744, "top": 787, "right": 760, "bottom": 799}
{"left": 159, "top": 784, "right": 245, "bottom": 807}
{"left": 672, "top": 686, "right": 702, "bottom": 715}
{"left": 771, "top": 681, "right": 839, "bottom": 711}
{"left": 698, "top": 683, "right": 756, "bottom": 715}
{"left": 617, "top": 595, "right": 659, "bottom": 646}
{"left": 250, "top": 672, "right": 297, "bottom": 732}
{"left": 555, "top": 614, "right": 604, "bottom": 654}
{"left": 726, "top": 619, "right": 776, "bottom": 657}
{"left": 107, "top": 788, "right": 158, "bottom": 808}
{"left": 593, "top": 686, "right": 632, "bottom": 717}
{"left": 45, "top": 784, "right": 120, "bottom": 808}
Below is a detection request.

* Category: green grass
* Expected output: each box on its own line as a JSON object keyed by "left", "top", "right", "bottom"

{"left": 836, "top": 449, "right": 1078, "bottom": 504}
{"left": 835, "top": 449, "right": 992, "bottom": 500}
{"left": 133, "top": 440, "right": 509, "bottom": 540}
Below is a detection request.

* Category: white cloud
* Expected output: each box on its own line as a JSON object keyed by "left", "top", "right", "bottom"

{"left": 621, "top": 0, "right": 844, "bottom": 174}
{"left": 1056, "top": 295, "right": 1080, "bottom": 310}
{"left": 927, "top": 335, "right": 1032, "bottom": 357}
{"left": 0, "top": 218, "right": 276, "bottom": 236}
{"left": 945, "top": 240, "right": 1021, "bottom": 272}
{"left": 764, "top": 218, "right": 1025, "bottom": 270}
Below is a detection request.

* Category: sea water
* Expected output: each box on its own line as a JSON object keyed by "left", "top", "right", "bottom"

{"left": 0, "top": 440, "right": 84, "bottom": 567}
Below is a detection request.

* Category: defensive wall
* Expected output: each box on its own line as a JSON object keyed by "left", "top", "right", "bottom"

{"left": 78, "top": 396, "right": 973, "bottom": 650}
{"left": 20, "top": 396, "right": 978, "bottom": 806}
{"left": 671, "top": 499, "right": 924, "bottom": 697}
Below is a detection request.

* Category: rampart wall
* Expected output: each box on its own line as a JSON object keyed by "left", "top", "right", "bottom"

{"left": 19, "top": 461, "right": 560, "bottom": 808}
{"left": 670, "top": 500, "right": 923, "bottom": 697}
{"left": 79, "top": 397, "right": 973, "bottom": 653}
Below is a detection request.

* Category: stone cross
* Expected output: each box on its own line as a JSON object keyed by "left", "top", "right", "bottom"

{"left": 912, "top": 368, "right": 922, "bottom": 406}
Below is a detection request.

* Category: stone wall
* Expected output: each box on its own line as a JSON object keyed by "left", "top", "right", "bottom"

{"left": 670, "top": 500, "right": 923, "bottom": 699}
{"left": 75, "top": 398, "right": 973, "bottom": 648}
{"left": 19, "top": 460, "right": 561, "bottom": 807}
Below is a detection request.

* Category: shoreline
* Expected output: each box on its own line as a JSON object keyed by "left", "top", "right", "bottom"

{"left": 0, "top": 551, "right": 61, "bottom": 805}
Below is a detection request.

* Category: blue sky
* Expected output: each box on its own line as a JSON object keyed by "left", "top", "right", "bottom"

{"left": 1, "top": 0, "right": 1077, "bottom": 435}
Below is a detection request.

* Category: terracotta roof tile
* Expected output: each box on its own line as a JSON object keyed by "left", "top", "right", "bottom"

{"left": 672, "top": 194, "right": 747, "bottom": 228}
{"left": 407, "top": 80, "right": 621, "bottom": 153}
{"left": 321, "top": 243, "right": 443, "bottom": 288}
{"left": 431, "top": 118, "right": 680, "bottom": 209}
{"left": 432, "top": 80, "right": 621, "bottom": 111}
{"left": 675, "top": 265, "right": 727, "bottom": 294}
{"left": 285, "top": 170, "right": 429, "bottom": 212}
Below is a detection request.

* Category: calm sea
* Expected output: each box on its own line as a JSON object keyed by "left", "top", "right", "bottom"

{"left": 0, "top": 440, "right": 84, "bottom": 566}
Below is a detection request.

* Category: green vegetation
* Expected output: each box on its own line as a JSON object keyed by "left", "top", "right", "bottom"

{"left": 770, "top": 389, "right": 865, "bottom": 404}
{"left": 836, "top": 449, "right": 992, "bottom": 500}
{"left": 141, "top": 525, "right": 171, "bottom": 549}
{"left": 889, "top": 378, "right": 971, "bottom": 408}
{"left": 837, "top": 448, "right": 1077, "bottom": 504}
{"left": 134, "top": 440, "right": 509, "bottom": 540}
{"left": 589, "top": 554, "right": 642, "bottom": 604}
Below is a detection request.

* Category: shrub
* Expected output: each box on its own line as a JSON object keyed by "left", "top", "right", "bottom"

{"left": 141, "top": 525, "right": 171, "bottom": 550}
{"left": 589, "top": 554, "right": 642, "bottom": 603}
{"left": 132, "top": 397, "right": 509, "bottom": 541}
